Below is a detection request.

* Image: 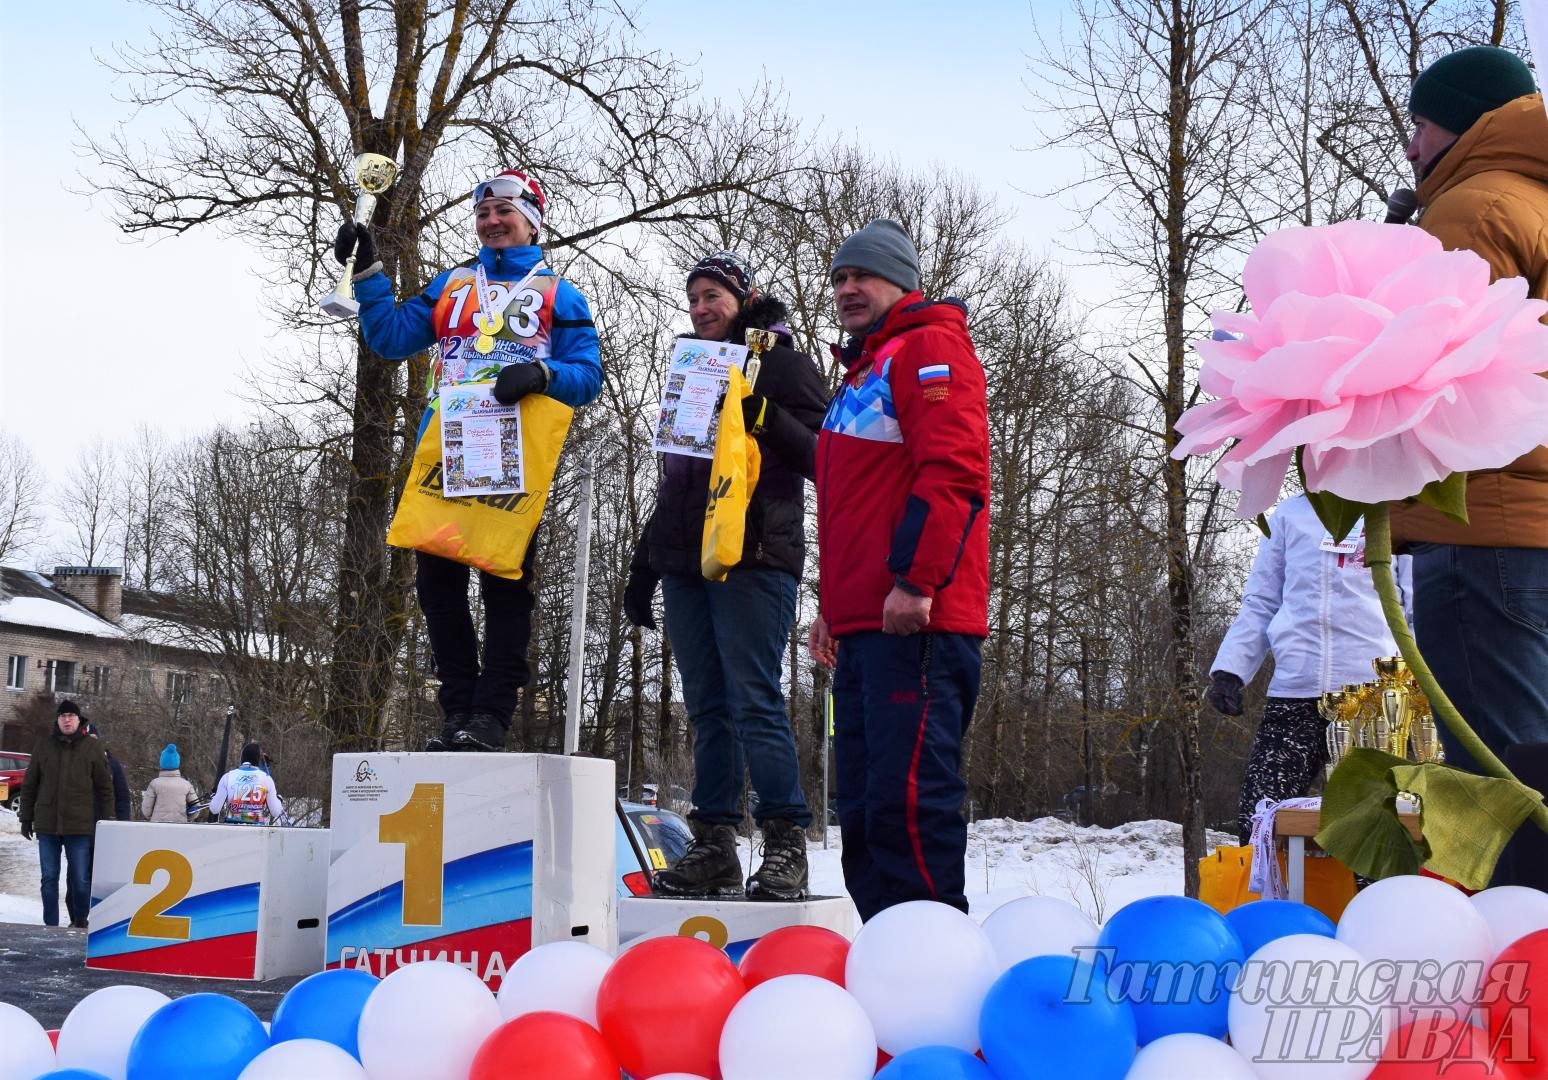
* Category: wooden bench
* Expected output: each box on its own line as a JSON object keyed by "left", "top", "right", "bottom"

{"left": 1273, "top": 807, "right": 1423, "bottom": 902}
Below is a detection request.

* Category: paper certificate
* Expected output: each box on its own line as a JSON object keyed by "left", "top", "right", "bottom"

{"left": 439, "top": 382, "right": 524, "bottom": 497}
{"left": 652, "top": 338, "right": 749, "bottom": 458}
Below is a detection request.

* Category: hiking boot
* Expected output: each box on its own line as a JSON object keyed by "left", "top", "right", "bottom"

{"left": 746, "top": 818, "right": 809, "bottom": 901}
{"left": 450, "top": 712, "right": 508, "bottom": 752}
{"left": 425, "top": 712, "right": 469, "bottom": 752}
{"left": 654, "top": 820, "right": 743, "bottom": 897}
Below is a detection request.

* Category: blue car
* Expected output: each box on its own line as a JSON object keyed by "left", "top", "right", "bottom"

{"left": 614, "top": 800, "right": 693, "bottom": 897}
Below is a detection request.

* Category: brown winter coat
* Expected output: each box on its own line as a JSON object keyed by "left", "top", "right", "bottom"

{"left": 1391, "top": 93, "right": 1548, "bottom": 549}
{"left": 18, "top": 726, "right": 114, "bottom": 836}
{"left": 141, "top": 771, "right": 200, "bottom": 823}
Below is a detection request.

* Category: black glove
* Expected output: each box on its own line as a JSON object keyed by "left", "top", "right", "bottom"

{"left": 19, "top": 820, "right": 33, "bottom": 841}
{"left": 333, "top": 221, "right": 377, "bottom": 269}
{"left": 741, "top": 393, "right": 773, "bottom": 436}
{"left": 493, "top": 361, "right": 550, "bottom": 405}
{"left": 1207, "top": 670, "right": 1245, "bottom": 716}
{"left": 624, "top": 566, "right": 659, "bottom": 630}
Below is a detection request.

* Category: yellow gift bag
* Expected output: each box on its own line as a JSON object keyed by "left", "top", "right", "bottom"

{"left": 701, "top": 366, "right": 761, "bottom": 581}
{"left": 1198, "top": 845, "right": 1358, "bottom": 923}
{"left": 386, "top": 389, "right": 574, "bottom": 580}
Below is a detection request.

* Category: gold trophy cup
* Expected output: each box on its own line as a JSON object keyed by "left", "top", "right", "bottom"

{"left": 320, "top": 152, "right": 400, "bottom": 319}
{"left": 743, "top": 328, "right": 776, "bottom": 390}
{"left": 1320, "top": 690, "right": 1353, "bottom": 776}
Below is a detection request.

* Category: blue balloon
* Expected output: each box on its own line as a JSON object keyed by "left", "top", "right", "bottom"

{"left": 126, "top": 993, "right": 268, "bottom": 1080}
{"left": 876, "top": 1045, "right": 995, "bottom": 1080}
{"left": 270, "top": 966, "right": 380, "bottom": 1061}
{"left": 979, "top": 955, "right": 1136, "bottom": 1080}
{"left": 38, "top": 1072, "right": 113, "bottom": 1080}
{"left": 1226, "top": 899, "right": 1336, "bottom": 959}
{"left": 1094, "top": 895, "right": 1245, "bottom": 1045}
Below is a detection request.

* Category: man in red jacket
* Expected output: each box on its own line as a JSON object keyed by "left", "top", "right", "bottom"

{"left": 809, "top": 218, "right": 990, "bottom": 920}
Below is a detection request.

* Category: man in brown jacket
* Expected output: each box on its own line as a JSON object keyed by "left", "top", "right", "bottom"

{"left": 1393, "top": 46, "right": 1548, "bottom": 886}
{"left": 17, "top": 700, "right": 114, "bottom": 927}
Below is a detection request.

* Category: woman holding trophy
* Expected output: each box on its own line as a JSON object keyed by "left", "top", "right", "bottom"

{"left": 623, "top": 251, "right": 827, "bottom": 900}
{"left": 332, "top": 169, "right": 601, "bottom": 752}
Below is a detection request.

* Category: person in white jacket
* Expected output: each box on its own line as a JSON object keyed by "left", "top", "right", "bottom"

{"left": 141, "top": 744, "right": 201, "bottom": 823}
{"left": 1208, "top": 494, "right": 1413, "bottom": 841}
{"left": 210, "top": 742, "right": 285, "bottom": 826}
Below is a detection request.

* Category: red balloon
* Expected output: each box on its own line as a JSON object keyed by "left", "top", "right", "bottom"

{"left": 469, "top": 1012, "right": 619, "bottom": 1080}
{"left": 1484, "top": 928, "right": 1548, "bottom": 1079}
{"left": 1371, "top": 1014, "right": 1523, "bottom": 1079}
{"left": 46, "top": 1029, "right": 59, "bottom": 1049}
{"left": 597, "top": 936, "right": 745, "bottom": 1080}
{"left": 738, "top": 925, "right": 851, "bottom": 990}
{"left": 876, "top": 1047, "right": 892, "bottom": 1072}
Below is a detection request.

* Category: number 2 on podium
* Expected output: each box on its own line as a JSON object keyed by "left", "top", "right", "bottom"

{"left": 378, "top": 782, "right": 445, "bottom": 926}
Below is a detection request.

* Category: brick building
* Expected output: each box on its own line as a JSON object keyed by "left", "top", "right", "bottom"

{"left": 0, "top": 566, "right": 226, "bottom": 754}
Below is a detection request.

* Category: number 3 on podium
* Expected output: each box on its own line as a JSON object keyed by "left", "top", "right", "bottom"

{"left": 378, "top": 783, "right": 445, "bottom": 926}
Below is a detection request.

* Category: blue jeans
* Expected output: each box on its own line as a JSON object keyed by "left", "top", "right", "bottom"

{"left": 38, "top": 833, "right": 92, "bottom": 927}
{"left": 660, "top": 570, "right": 810, "bottom": 827}
{"left": 833, "top": 631, "right": 982, "bottom": 921}
{"left": 1412, "top": 544, "right": 1548, "bottom": 773}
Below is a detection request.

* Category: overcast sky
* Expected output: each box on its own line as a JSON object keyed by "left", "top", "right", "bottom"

{"left": 1, "top": 0, "right": 1098, "bottom": 562}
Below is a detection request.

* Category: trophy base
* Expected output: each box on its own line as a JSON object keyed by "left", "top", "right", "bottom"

{"left": 319, "top": 292, "right": 360, "bottom": 319}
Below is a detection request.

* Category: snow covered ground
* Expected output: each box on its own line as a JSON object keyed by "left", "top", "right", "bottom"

{"left": 0, "top": 804, "right": 1229, "bottom": 928}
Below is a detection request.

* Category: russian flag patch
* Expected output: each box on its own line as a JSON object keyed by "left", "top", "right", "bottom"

{"left": 917, "top": 364, "right": 951, "bottom": 385}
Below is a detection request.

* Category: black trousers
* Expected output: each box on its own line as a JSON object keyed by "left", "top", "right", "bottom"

{"left": 1237, "top": 696, "right": 1327, "bottom": 843}
{"left": 415, "top": 540, "right": 538, "bottom": 728}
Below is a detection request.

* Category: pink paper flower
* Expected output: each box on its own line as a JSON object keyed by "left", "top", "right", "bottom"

{"left": 1173, "top": 220, "right": 1548, "bottom": 517}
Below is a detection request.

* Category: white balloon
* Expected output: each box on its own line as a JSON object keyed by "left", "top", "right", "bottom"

{"left": 980, "top": 895, "right": 1099, "bottom": 971}
{"left": 1229, "top": 934, "right": 1386, "bottom": 1080}
{"left": 56, "top": 985, "right": 171, "bottom": 1080}
{"left": 356, "top": 960, "right": 502, "bottom": 1080}
{"left": 718, "top": 975, "right": 875, "bottom": 1080}
{"left": 1336, "top": 875, "right": 1493, "bottom": 1026}
{"left": 844, "top": 900, "right": 999, "bottom": 1055}
{"left": 497, "top": 940, "right": 613, "bottom": 1027}
{"left": 0, "top": 1002, "right": 55, "bottom": 1080}
{"left": 1127, "top": 1033, "right": 1258, "bottom": 1080}
{"left": 237, "top": 1039, "right": 366, "bottom": 1080}
{"left": 1471, "top": 886, "right": 1548, "bottom": 959}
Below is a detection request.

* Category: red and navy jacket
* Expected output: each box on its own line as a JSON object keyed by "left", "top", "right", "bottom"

{"left": 816, "top": 292, "right": 990, "bottom": 638}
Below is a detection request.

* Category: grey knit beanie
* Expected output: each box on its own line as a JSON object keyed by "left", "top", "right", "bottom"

{"left": 831, "top": 219, "right": 920, "bottom": 292}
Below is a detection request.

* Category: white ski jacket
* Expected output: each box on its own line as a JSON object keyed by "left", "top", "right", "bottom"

{"left": 1210, "top": 495, "right": 1413, "bottom": 699}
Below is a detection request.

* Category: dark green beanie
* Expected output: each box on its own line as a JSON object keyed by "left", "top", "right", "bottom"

{"left": 1410, "top": 46, "right": 1537, "bottom": 136}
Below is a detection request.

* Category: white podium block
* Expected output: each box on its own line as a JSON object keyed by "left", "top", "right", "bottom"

{"left": 86, "top": 821, "right": 329, "bottom": 980}
{"left": 619, "top": 895, "right": 856, "bottom": 963}
{"left": 325, "top": 752, "right": 616, "bottom": 990}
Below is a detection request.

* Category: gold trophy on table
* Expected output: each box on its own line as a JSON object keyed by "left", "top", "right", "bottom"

{"left": 320, "top": 152, "right": 400, "bottom": 319}
{"left": 1321, "top": 656, "right": 1441, "bottom": 780}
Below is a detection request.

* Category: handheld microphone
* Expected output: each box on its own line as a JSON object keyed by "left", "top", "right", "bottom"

{"left": 1385, "top": 188, "right": 1418, "bottom": 224}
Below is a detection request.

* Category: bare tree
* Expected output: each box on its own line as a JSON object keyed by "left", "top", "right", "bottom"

{"left": 1037, "top": 0, "right": 1270, "bottom": 894}
{"left": 118, "top": 425, "right": 173, "bottom": 589}
{"left": 0, "top": 434, "right": 46, "bottom": 566}
{"left": 88, "top": 0, "right": 809, "bottom": 750}
{"left": 58, "top": 438, "right": 122, "bottom": 567}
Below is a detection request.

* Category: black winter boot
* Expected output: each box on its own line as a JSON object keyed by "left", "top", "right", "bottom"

{"left": 450, "top": 712, "right": 508, "bottom": 752}
{"left": 745, "top": 819, "right": 809, "bottom": 901}
{"left": 654, "top": 820, "right": 743, "bottom": 897}
{"left": 425, "top": 712, "right": 469, "bottom": 752}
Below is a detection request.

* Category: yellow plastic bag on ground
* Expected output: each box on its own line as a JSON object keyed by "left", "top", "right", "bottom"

{"left": 701, "top": 366, "right": 761, "bottom": 581}
{"left": 386, "top": 391, "right": 574, "bottom": 580}
{"left": 1198, "top": 845, "right": 1358, "bottom": 923}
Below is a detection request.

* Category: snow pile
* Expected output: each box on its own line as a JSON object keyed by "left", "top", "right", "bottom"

{"left": 739, "top": 816, "right": 1227, "bottom": 926}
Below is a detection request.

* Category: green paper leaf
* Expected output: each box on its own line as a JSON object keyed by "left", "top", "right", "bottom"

{"left": 1390, "top": 762, "right": 1541, "bottom": 890}
{"left": 1255, "top": 513, "right": 1271, "bottom": 538}
{"left": 1412, "top": 472, "right": 1470, "bottom": 525}
{"left": 1295, "top": 448, "right": 1367, "bottom": 543}
{"left": 1316, "top": 748, "right": 1429, "bottom": 879}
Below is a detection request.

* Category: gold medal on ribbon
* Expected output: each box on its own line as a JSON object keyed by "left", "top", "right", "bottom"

{"left": 473, "top": 311, "right": 504, "bottom": 355}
